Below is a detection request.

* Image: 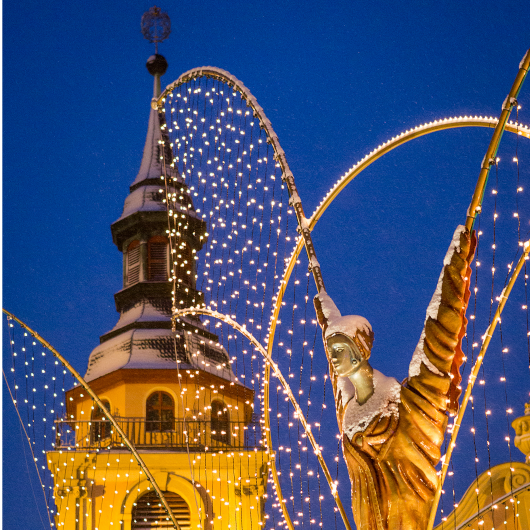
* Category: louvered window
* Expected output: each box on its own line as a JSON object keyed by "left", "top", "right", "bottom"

{"left": 211, "top": 400, "right": 229, "bottom": 444}
{"left": 148, "top": 236, "right": 168, "bottom": 281}
{"left": 146, "top": 391, "right": 174, "bottom": 432}
{"left": 127, "top": 241, "right": 141, "bottom": 286}
{"left": 131, "top": 490, "right": 190, "bottom": 530}
{"left": 91, "top": 400, "right": 110, "bottom": 443}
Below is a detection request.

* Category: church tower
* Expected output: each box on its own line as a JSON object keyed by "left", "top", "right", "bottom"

{"left": 47, "top": 10, "right": 269, "bottom": 529}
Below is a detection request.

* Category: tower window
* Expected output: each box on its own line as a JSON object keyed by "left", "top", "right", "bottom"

{"left": 131, "top": 490, "right": 190, "bottom": 530}
{"left": 211, "top": 400, "right": 229, "bottom": 444}
{"left": 146, "top": 391, "right": 174, "bottom": 432}
{"left": 91, "top": 400, "right": 111, "bottom": 443}
{"left": 126, "top": 240, "right": 141, "bottom": 286}
{"left": 148, "top": 236, "right": 169, "bottom": 281}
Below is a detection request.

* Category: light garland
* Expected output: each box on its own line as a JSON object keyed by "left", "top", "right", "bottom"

{"left": 5, "top": 59, "right": 530, "bottom": 530}
{"left": 3, "top": 310, "right": 185, "bottom": 530}
{"left": 156, "top": 66, "right": 530, "bottom": 530}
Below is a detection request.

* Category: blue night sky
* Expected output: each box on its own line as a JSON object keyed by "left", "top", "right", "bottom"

{"left": 3, "top": 1, "right": 530, "bottom": 528}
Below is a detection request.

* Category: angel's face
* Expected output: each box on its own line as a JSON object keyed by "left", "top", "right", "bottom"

{"left": 327, "top": 334, "right": 363, "bottom": 377}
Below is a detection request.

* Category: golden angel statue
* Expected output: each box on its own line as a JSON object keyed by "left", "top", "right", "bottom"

{"left": 314, "top": 225, "right": 476, "bottom": 530}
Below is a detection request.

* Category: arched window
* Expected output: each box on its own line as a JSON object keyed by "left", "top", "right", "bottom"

{"left": 146, "top": 391, "right": 174, "bottom": 432}
{"left": 148, "top": 236, "right": 168, "bottom": 281}
{"left": 131, "top": 490, "right": 190, "bottom": 530}
{"left": 126, "top": 240, "right": 141, "bottom": 286}
{"left": 91, "top": 400, "right": 110, "bottom": 443}
{"left": 211, "top": 400, "right": 229, "bottom": 444}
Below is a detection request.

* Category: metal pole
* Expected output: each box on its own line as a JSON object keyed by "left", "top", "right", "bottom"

{"left": 427, "top": 48, "right": 530, "bottom": 530}
{"left": 465, "top": 49, "right": 530, "bottom": 231}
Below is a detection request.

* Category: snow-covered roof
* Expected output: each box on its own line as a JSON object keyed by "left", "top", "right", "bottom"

{"left": 115, "top": 77, "right": 200, "bottom": 223}
{"left": 129, "top": 74, "right": 181, "bottom": 190}
{"left": 115, "top": 184, "right": 200, "bottom": 223}
{"left": 117, "top": 185, "right": 166, "bottom": 221}
{"left": 85, "top": 325, "right": 236, "bottom": 384}
{"left": 85, "top": 328, "right": 186, "bottom": 382}
{"left": 184, "top": 331, "right": 235, "bottom": 382}
{"left": 88, "top": 296, "right": 234, "bottom": 382}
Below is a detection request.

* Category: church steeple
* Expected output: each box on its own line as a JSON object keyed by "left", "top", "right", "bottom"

{"left": 84, "top": 51, "right": 217, "bottom": 382}
{"left": 49, "top": 11, "right": 268, "bottom": 529}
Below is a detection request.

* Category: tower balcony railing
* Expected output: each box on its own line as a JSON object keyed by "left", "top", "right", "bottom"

{"left": 53, "top": 417, "right": 263, "bottom": 451}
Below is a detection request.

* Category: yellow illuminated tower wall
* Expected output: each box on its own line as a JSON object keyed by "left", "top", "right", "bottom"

{"left": 47, "top": 53, "right": 269, "bottom": 530}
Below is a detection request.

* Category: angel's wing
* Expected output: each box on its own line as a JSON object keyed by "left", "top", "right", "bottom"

{"left": 407, "top": 225, "right": 476, "bottom": 415}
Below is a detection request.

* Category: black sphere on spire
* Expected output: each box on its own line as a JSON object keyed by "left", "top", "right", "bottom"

{"left": 146, "top": 54, "right": 168, "bottom": 76}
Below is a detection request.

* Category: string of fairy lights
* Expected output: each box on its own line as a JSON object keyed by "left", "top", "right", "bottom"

{"left": 3, "top": 310, "right": 191, "bottom": 530}
{"left": 155, "top": 68, "right": 370, "bottom": 530}
{"left": 4, "top": 67, "right": 530, "bottom": 530}
{"left": 157, "top": 73, "right": 303, "bottom": 530}
{"left": 155, "top": 75, "right": 292, "bottom": 525}
{"left": 435, "top": 110, "right": 530, "bottom": 527}
{"left": 154, "top": 65, "right": 530, "bottom": 530}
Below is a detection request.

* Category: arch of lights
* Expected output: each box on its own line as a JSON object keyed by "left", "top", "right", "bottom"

{"left": 4, "top": 61, "right": 529, "bottom": 530}
{"left": 153, "top": 63, "right": 530, "bottom": 530}
{"left": 2, "top": 309, "right": 184, "bottom": 530}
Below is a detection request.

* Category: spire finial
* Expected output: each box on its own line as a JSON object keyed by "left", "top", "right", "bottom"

{"left": 141, "top": 6, "right": 171, "bottom": 55}
{"left": 142, "top": 6, "right": 170, "bottom": 90}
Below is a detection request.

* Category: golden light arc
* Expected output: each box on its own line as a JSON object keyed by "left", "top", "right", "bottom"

{"left": 266, "top": 119, "right": 530, "bottom": 528}
{"left": 267, "top": 117, "right": 530, "bottom": 378}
